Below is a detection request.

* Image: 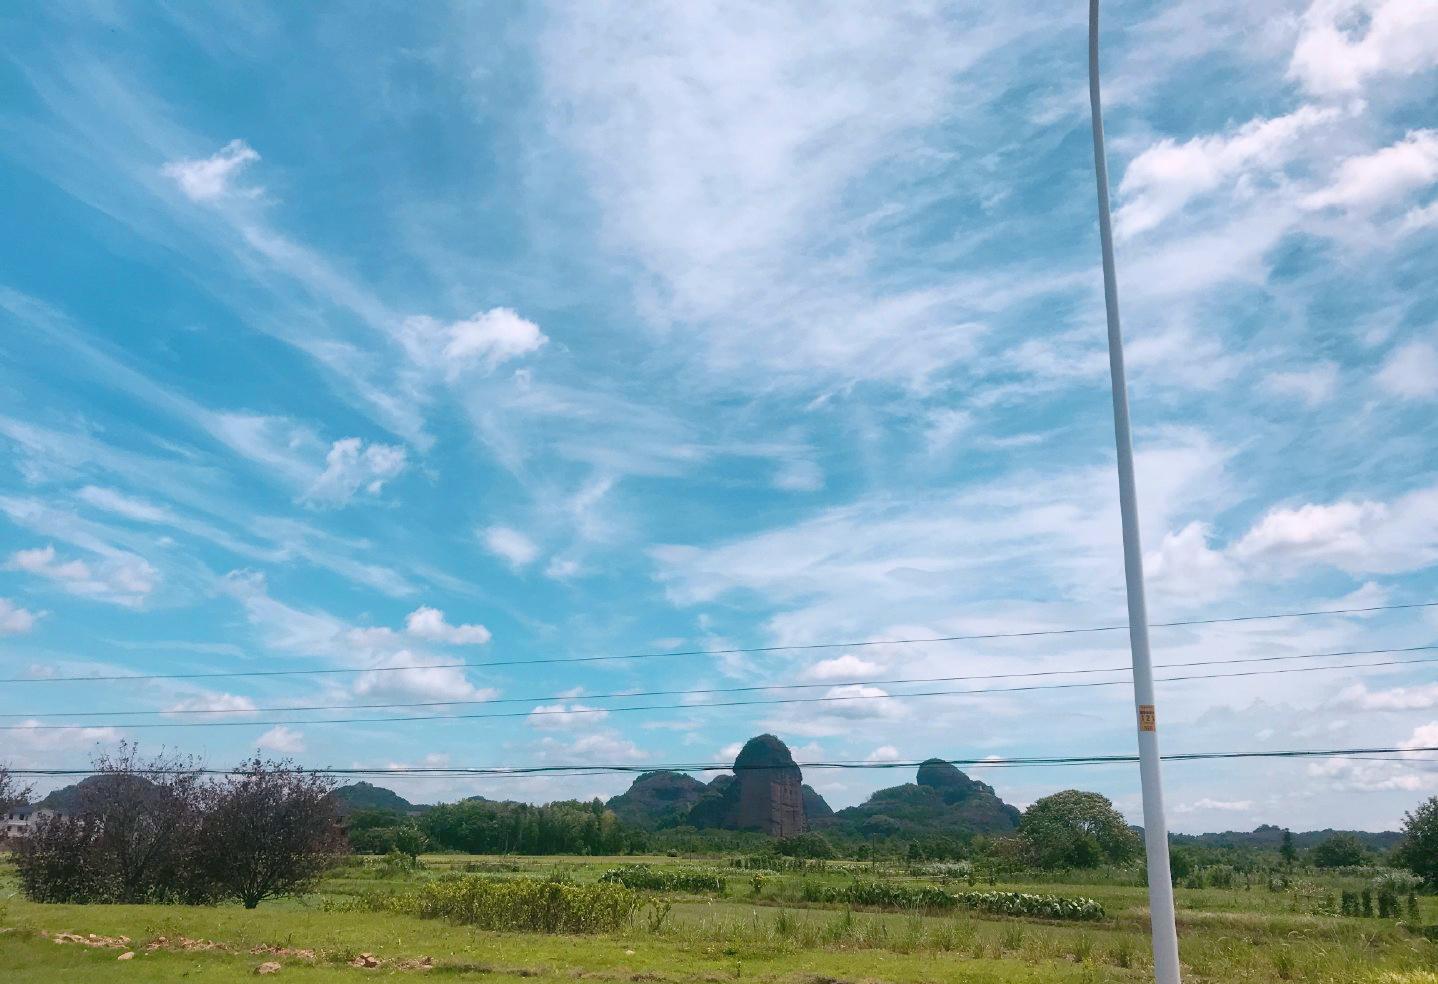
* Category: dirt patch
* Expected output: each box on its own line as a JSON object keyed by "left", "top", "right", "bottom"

{"left": 146, "top": 935, "right": 230, "bottom": 953}
{"left": 45, "top": 931, "right": 133, "bottom": 949}
{"left": 252, "top": 944, "right": 318, "bottom": 961}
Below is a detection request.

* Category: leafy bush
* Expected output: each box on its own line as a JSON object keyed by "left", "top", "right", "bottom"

{"left": 14, "top": 816, "right": 109, "bottom": 903}
{"left": 599, "top": 864, "right": 726, "bottom": 893}
{"left": 360, "top": 875, "right": 645, "bottom": 933}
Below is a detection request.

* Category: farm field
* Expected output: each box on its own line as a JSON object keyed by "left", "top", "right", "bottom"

{"left": 4, "top": 854, "right": 1437, "bottom": 984}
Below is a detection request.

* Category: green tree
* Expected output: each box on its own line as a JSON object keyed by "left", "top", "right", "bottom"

{"left": 1018, "top": 790, "right": 1141, "bottom": 869}
{"left": 1397, "top": 796, "right": 1438, "bottom": 885}
{"left": 1168, "top": 845, "right": 1196, "bottom": 881}
{"left": 1279, "top": 829, "right": 1297, "bottom": 865}
{"left": 1311, "top": 832, "right": 1366, "bottom": 869}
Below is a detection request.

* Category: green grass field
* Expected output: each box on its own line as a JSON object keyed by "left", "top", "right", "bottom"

{"left": 4, "top": 854, "right": 1437, "bottom": 983}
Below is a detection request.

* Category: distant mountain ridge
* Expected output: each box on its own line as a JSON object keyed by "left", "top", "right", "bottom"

{"left": 826, "top": 758, "right": 1021, "bottom": 838}
{"left": 1171, "top": 823, "right": 1402, "bottom": 852}
{"left": 329, "top": 782, "right": 420, "bottom": 815}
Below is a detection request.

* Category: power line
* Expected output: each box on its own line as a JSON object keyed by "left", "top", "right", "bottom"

{"left": 5, "top": 642, "right": 1435, "bottom": 720}
{"left": 5, "top": 651, "right": 1435, "bottom": 731}
{"left": 10, "top": 744, "right": 1438, "bottom": 779}
{"left": 5, "top": 599, "right": 1433, "bottom": 686}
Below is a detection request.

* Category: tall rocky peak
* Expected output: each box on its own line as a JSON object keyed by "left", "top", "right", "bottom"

{"left": 690, "top": 734, "right": 808, "bottom": 836}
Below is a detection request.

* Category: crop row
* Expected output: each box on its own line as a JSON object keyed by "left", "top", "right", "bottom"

{"left": 353, "top": 876, "right": 646, "bottom": 933}
{"left": 799, "top": 881, "right": 1104, "bottom": 921}
{"left": 599, "top": 865, "right": 728, "bottom": 893}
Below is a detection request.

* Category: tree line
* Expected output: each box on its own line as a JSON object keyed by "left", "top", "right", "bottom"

{"left": 350, "top": 797, "right": 633, "bottom": 857}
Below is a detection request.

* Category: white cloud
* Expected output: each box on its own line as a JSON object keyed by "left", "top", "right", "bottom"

{"left": 162, "top": 139, "right": 261, "bottom": 201}
{"left": 1403, "top": 722, "right": 1438, "bottom": 755}
{"left": 0, "top": 597, "right": 41, "bottom": 634}
{"left": 350, "top": 648, "right": 498, "bottom": 703}
{"left": 816, "top": 685, "right": 904, "bottom": 720}
{"left": 1308, "top": 721, "right": 1438, "bottom": 793}
{"left": 401, "top": 309, "right": 547, "bottom": 378}
{"left": 1402, "top": 199, "right": 1438, "bottom": 232}
{"left": 539, "top": 731, "right": 645, "bottom": 764}
{"left": 866, "top": 744, "right": 901, "bottom": 762}
{"left": 404, "top": 606, "right": 491, "bottom": 645}
{"left": 164, "top": 693, "right": 258, "bottom": 716}
{"left": 801, "top": 654, "right": 883, "bottom": 681}
{"left": 528, "top": 702, "right": 609, "bottom": 730}
{"left": 1376, "top": 341, "right": 1438, "bottom": 400}
{"left": 1289, "top": 0, "right": 1438, "bottom": 96}
{"left": 7, "top": 720, "right": 124, "bottom": 752}
{"left": 1174, "top": 798, "right": 1253, "bottom": 814}
{"left": 1145, "top": 522, "right": 1240, "bottom": 603}
{"left": 1338, "top": 681, "right": 1438, "bottom": 711}
{"left": 1303, "top": 130, "right": 1438, "bottom": 212}
{"left": 773, "top": 459, "right": 824, "bottom": 492}
{"left": 481, "top": 525, "right": 539, "bottom": 569}
{"left": 1232, "top": 487, "right": 1438, "bottom": 575}
{"left": 221, "top": 573, "right": 494, "bottom": 703}
{"left": 1264, "top": 362, "right": 1339, "bottom": 406}
{"left": 6, "top": 544, "right": 157, "bottom": 607}
{"left": 1117, "top": 105, "right": 1340, "bottom": 238}
{"left": 544, "top": 557, "right": 582, "bottom": 580}
{"left": 256, "top": 725, "right": 305, "bottom": 755}
{"left": 302, "top": 437, "right": 407, "bottom": 507}
{"left": 924, "top": 409, "right": 974, "bottom": 456}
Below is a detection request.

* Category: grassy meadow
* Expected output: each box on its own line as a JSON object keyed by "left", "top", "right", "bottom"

{"left": 4, "top": 853, "right": 1438, "bottom": 983}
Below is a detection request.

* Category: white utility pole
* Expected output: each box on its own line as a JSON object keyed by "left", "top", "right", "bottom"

{"left": 1086, "top": 2, "right": 1182, "bottom": 982}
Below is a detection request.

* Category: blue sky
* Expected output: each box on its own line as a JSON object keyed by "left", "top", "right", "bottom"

{"left": 2, "top": 0, "right": 1436, "bottom": 832}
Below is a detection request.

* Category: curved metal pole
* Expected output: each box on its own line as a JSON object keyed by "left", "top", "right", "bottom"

{"left": 1087, "top": 2, "right": 1182, "bottom": 981}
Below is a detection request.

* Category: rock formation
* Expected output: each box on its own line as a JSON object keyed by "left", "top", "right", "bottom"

{"left": 689, "top": 734, "right": 808, "bottom": 836}
{"left": 832, "top": 758, "right": 1020, "bottom": 836}
{"left": 802, "top": 784, "right": 835, "bottom": 826}
{"left": 605, "top": 770, "right": 709, "bottom": 829}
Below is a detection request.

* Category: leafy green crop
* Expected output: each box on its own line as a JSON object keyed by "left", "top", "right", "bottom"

{"left": 598, "top": 865, "right": 727, "bottom": 893}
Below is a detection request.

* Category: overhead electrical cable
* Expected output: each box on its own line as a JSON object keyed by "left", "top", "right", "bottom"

{"left": 9, "top": 743, "right": 1438, "bottom": 778}
{"left": 5, "top": 651, "right": 1436, "bottom": 731}
{"left": 4, "top": 642, "right": 1435, "bottom": 720}
{"left": 4, "top": 599, "right": 1433, "bottom": 686}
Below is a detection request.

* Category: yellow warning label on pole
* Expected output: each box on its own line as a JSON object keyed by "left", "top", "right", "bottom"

{"left": 1138, "top": 704, "right": 1156, "bottom": 732}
